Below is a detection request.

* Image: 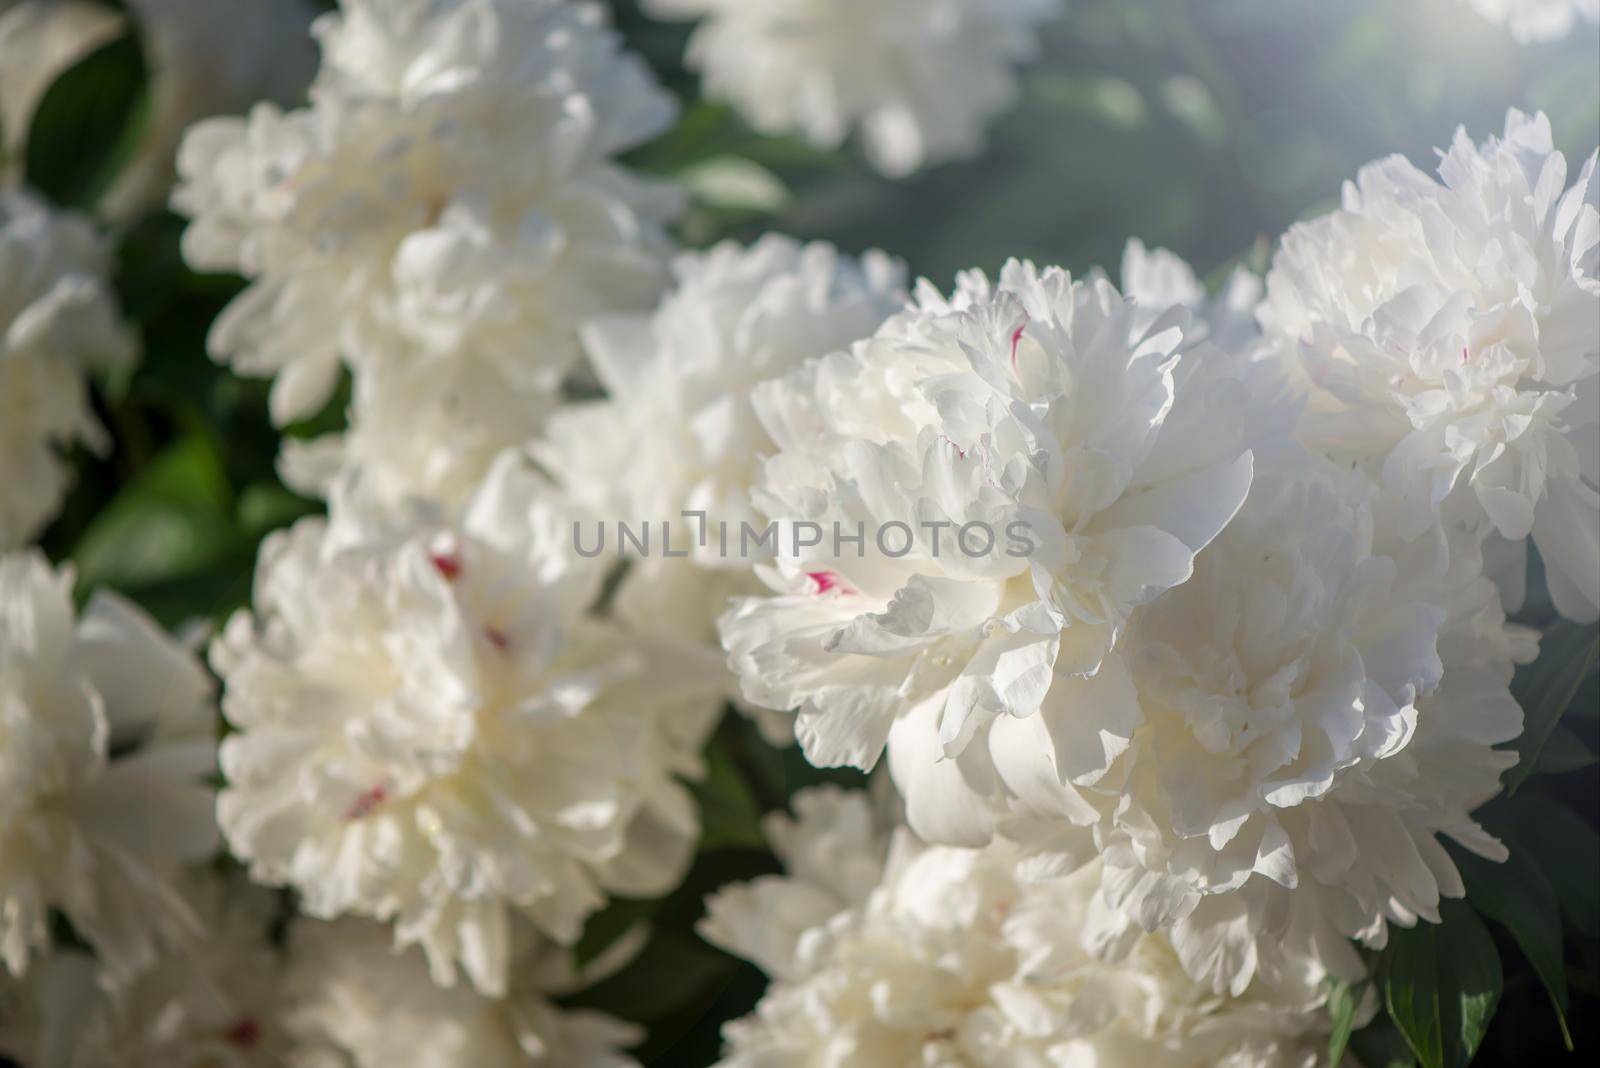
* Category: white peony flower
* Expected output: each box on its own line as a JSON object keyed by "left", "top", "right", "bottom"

{"left": 172, "top": 0, "right": 682, "bottom": 427}
{"left": 1463, "top": 0, "right": 1599, "bottom": 42}
{"left": 967, "top": 452, "right": 1535, "bottom": 993}
{"left": 718, "top": 259, "right": 1273, "bottom": 843}
{"left": 0, "top": 0, "right": 319, "bottom": 217}
{"left": 212, "top": 452, "right": 725, "bottom": 997}
{"left": 538, "top": 235, "right": 906, "bottom": 739}
{"left": 643, "top": 0, "right": 1063, "bottom": 177}
{"left": 278, "top": 351, "right": 552, "bottom": 519}
{"left": 0, "top": 549, "right": 218, "bottom": 980}
{"left": 0, "top": 872, "right": 292, "bottom": 1067}
{"left": 283, "top": 916, "right": 641, "bottom": 1068}
{"left": 0, "top": 188, "right": 135, "bottom": 549}
{"left": 1259, "top": 110, "right": 1600, "bottom": 622}
{"left": 702, "top": 787, "right": 1351, "bottom": 1068}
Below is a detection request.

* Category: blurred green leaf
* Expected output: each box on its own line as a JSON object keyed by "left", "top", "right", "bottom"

{"left": 1534, "top": 725, "right": 1598, "bottom": 776}
{"left": 1029, "top": 72, "right": 1148, "bottom": 128}
{"left": 1380, "top": 901, "right": 1501, "bottom": 1068}
{"left": 570, "top": 930, "right": 735, "bottom": 1025}
{"left": 72, "top": 434, "right": 244, "bottom": 591}
{"left": 1453, "top": 845, "right": 1571, "bottom": 1049}
{"left": 1160, "top": 74, "right": 1226, "bottom": 145}
{"left": 695, "top": 729, "right": 767, "bottom": 852}
{"left": 115, "top": 211, "right": 193, "bottom": 325}
{"left": 1494, "top": 794, "right": 1600, "bottom": 940}
{"left": 25, "top": 30, "right": 149, "bottom": 210}
{"left": 1328, "top": 977, "right": 1361, "bottom": 1065}
{"left": 573, "top": 896, "right": 658, "bottom": 972}
{"left": 1506, "top": 622, "right": 1600, "bottom": 793}
{"left": 626, "top": 101, "right": 741, "bottom": 174}
{"left": 237, "top": 483, "right": 318, "bottom": 539}
{"left": 1350, "top": 1016, "right": 1419, "bottom": 1068}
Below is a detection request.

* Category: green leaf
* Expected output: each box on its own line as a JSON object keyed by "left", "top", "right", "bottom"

{"left": 1452, "top": 845, "right": 1571, "bottom": 1049}
{"left": 24, "top": 30, "right": 150, "bottom": 210}
{"left": 567, "top": 930, "right": 735, "bottom": 1024}
{"left": 572, "top": 896, "right": 658, "bottom": 971}
{"left": 72, "top": 434, "right": 244, "bottom": 592}
{"left": 1380, "top": 901, "right": 1501, "bottom": 1068}
{"left": 695, "top": 731, "right": 767, "bottom": 852}
{"left": 1533, "top": 725, "right": 1598, "bottom": 775}
{"left": 1029, "top": 72, "right": 1149, "bottom": 128}
{"left": 1349, "top": 1016, "right": 1419, "bottom": 1068}
{"left": 1505, "top": 622, "right": 1600, "bottom": 793}
{"left": 114, "top": 210, "right": 192, "bottom": 324}
{"left": 1438, "top": 903, "right": 1503, "bottom": 1066}
{"left": 237, "top": 482, "right": 319, "bottom": 539}
{"left": 1495, "top": 793, "right": 1600, "bottom": 940}
{"left": 623, "top": 101, "right": 740, "bottom": 174}
{"left": 1382, "top": 923, "right": 1444, "bottom": 1068}
{"left": 1327, "top": 977, "right": 1361, "bottom": 1065}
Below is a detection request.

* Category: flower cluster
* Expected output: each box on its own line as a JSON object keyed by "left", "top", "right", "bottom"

{"left": 716, "top": 113, "right": 1589, "bottom": 1015}
{"left": 3, "top": 0, "right": 1597, "bottom": 1060}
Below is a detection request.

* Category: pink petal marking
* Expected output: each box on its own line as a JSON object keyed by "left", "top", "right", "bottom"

{"left": 806, "top": 570, "right": 855, "bottom": 595}
{"left": 939, "top": 434, "right": 967, "bottom": 460}
{"left": 344, "top": 784, "right": 389, "bottom": 821}
{"left": 1010, "top": 315, "right": 1030, "bottom": 368}
{"left": 1462, "top": 346, "right": 1470, "bottom": 364}
{"left": 430, "top": 550, "right": 463, "bottom": 580}
{"left": 484, "top": 626, "right": 510, "bottom": 650}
